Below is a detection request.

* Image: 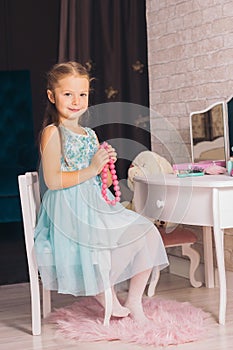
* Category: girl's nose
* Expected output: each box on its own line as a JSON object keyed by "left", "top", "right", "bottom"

{"left": 72, "top": 95, "right": 80, "bottom": 105}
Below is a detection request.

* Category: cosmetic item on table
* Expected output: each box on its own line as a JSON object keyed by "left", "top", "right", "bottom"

{"left": 227, "top": 157, "right": 233, "bottom": 176}
{"left": 176, "top": 167, "right": 204, "bottom": 178}
{"left": 173, "top": 161, "right": 227, "bottom": 177}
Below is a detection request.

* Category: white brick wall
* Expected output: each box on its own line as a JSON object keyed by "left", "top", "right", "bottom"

{"left": 146, "top": 0, "right": 233, "bottom": 271}
{"left": 146, "top": 0, "right": 233, "bottom": 163}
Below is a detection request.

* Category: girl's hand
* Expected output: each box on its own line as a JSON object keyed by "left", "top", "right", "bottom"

{"left": 106, "top": 144, "right": 117, "bottom": 163}
{"left": 90, "top": 148, "right": 109, "bottom": 175}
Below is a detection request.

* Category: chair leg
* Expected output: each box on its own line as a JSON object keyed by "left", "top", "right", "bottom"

{"left": 147, "top": 266, "right": 160, "bottom": 297}
{"left": 182, "top": 244, "right": 202, "bottom": 288}
{"left": 42, "top": 288, "right": 51, "bottom": 318}
{"left": 29, "top": 266, "right": 42, "bottom": 335}
{"left": 95, "top": 250, "right": 113, "bottom": 325}
{"left": 103, "top": 287, "right": 112, "bottom": 326}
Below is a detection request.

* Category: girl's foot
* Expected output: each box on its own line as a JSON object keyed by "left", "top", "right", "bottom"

{"left": 95, "top": 292, "right": 130, "bottom": 318}
{"left": 124, "top": 301, "right": 149, "bottom": 324}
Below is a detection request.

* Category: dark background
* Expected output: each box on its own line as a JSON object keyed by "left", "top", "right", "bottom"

{"left": 0, "top": 0, "right": 150, "bottom": 284}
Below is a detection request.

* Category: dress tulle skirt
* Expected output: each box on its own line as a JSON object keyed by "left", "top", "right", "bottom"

{"left": 34, "top": 177, "right": 168, "bottom": 296}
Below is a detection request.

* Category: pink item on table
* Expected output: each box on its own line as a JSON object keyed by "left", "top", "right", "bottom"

{"left": 204, "top": 164, "right": 227, "bottom": 175}
{"left": 173, "top": 160, "right": 226, "bottom": 173}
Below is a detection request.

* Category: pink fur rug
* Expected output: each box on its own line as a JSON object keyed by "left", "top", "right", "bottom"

{"left": 47, "top": 296, "right": 209, "bottom": 347}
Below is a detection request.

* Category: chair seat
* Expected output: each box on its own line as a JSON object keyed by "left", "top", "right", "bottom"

{"left": 159, "top": 227, "right": 197, "bottom": 246}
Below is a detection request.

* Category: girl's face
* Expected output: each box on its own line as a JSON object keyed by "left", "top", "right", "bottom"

{"left": 47, "top": 75, "right": 89, "bottom": 123}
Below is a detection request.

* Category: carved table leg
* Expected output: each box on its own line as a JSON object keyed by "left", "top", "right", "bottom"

{"left": 182, "top": 244, "right": 202, "bottom": 288}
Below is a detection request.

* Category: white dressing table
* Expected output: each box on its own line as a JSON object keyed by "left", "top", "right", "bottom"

{"left": 134, "top": 173, "right": 233, "bottom": 325}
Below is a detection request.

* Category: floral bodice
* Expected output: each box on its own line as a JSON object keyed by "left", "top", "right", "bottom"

{"left": 59, "top": 126, "right": 99, "bottom": 171}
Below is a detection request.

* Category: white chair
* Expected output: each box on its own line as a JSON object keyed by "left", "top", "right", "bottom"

{"left": 18, "top": 171, "right": 112, "bottom": 335}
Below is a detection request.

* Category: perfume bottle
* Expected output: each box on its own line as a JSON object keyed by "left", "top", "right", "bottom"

{"left": 227, "top": 157, "right": 233, "bottom": 176}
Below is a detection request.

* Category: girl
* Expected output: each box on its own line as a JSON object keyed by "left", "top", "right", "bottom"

{"left": 34, "top": 61, "right": 168, "bottom": 323}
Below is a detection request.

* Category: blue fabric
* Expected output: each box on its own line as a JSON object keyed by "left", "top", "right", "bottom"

{"left": 34, "top": 126, "right": 168, "bottom": 296}
{"left": 0, "top": 70, "right": 37, "bottom": 222}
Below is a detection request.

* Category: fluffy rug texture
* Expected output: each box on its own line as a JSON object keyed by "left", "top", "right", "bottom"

{"left": 47, "top": 296, "right": 209, "bottom": 347}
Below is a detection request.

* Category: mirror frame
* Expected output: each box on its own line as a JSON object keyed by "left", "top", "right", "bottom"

{"left": 227, "top": 95, "right": 233, "bottom": 157}
{"left": 190, "top": 101, "right": 229, "bottom": 165}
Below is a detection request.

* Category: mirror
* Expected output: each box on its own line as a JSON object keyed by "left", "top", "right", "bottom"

{"left": 190, "top": 101, "right": 229, "bottom": 164}
{"left": 227, "top": 96, "right": 233, "bottom": 157}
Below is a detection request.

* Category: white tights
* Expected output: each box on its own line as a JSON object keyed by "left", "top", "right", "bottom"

{"left": 125, "top": 269, "right": 152, "bottom": 322}
{"left": 95, "top": 286, "right": 130, "bottom": 317}
{"left": 95, "top": 268, "right": 152, "bottom": 322}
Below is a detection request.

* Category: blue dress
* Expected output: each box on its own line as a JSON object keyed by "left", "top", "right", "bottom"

{"left": 34, "top": 126, "right": 168, "bottom": 296}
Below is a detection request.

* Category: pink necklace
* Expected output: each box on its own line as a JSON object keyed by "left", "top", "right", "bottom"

{"left": 100, "top": 142, "right": 121, "bottom": 205}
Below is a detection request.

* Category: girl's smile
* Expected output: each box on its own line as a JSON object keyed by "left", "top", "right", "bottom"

{"left": 47, "top": 75, "right": 89, "bottom": 124}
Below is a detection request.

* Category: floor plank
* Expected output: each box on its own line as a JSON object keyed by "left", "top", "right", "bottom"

{"left": 1, "top": 273, "right": 233, "bottom": 350}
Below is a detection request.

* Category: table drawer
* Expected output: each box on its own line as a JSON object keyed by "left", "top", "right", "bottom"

{"left": 134, "top": 182, "right": 213, "bottom": 226}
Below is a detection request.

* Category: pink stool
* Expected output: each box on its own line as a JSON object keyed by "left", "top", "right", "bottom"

{"left": 148, "top": 226, "right": 202, "bottom": 297}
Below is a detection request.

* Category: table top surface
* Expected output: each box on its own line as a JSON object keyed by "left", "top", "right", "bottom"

{"left": 134, "top": 173, "right": 233, "bottom": 188}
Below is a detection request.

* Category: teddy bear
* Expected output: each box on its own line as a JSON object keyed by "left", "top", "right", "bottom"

{"left": 127, "top": 150, "right": 173, "bottom": 192}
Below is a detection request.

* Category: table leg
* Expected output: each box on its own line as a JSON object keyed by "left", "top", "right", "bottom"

{"left": 203, "top": 226, "right": 214, "bottom": 288}
{"left": 212, "top": 188, "right": 226, "bottom": 325}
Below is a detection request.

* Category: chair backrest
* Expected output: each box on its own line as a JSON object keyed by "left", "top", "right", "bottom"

{"left": 18, "top": 171, "right": 45, "bottom": 335}
{"left": 18, "top": 172, "right": 41, "bottom": 274}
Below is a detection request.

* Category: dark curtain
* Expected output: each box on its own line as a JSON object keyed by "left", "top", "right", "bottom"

{"left": 58, "top": 0, "right": 151, "bottom": 184}
{"left": 0, "top": 0, "right": 60, "bottom": 136}
{"left": 0, "top": 0, "right": 60, "bottom": 283}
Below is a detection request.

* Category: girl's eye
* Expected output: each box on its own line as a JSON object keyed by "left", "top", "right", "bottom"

{"left": 80, "top": 93, "right": 88, "bottom": 97}
{"left": 64, "top": 93, "right": 72, "bottom": 97}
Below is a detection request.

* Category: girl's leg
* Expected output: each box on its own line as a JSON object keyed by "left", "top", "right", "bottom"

{"left": 125, "top": 268, "right": 152, "bottom": 323}
{"left": 95, "top": 286, "right": 130, "bottom": 317}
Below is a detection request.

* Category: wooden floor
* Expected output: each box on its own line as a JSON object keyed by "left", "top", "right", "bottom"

{"left": 1, "top": 273, "right": 233, "bottom": 350}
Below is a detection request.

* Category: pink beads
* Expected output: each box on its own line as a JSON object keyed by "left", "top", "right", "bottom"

{"left": 100, "top": 142, "right": 121, "bottom": 205}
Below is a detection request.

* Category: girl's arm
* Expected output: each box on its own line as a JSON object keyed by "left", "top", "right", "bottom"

{"left": 41, "top": 125, "right": 109, "bottom": 190}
